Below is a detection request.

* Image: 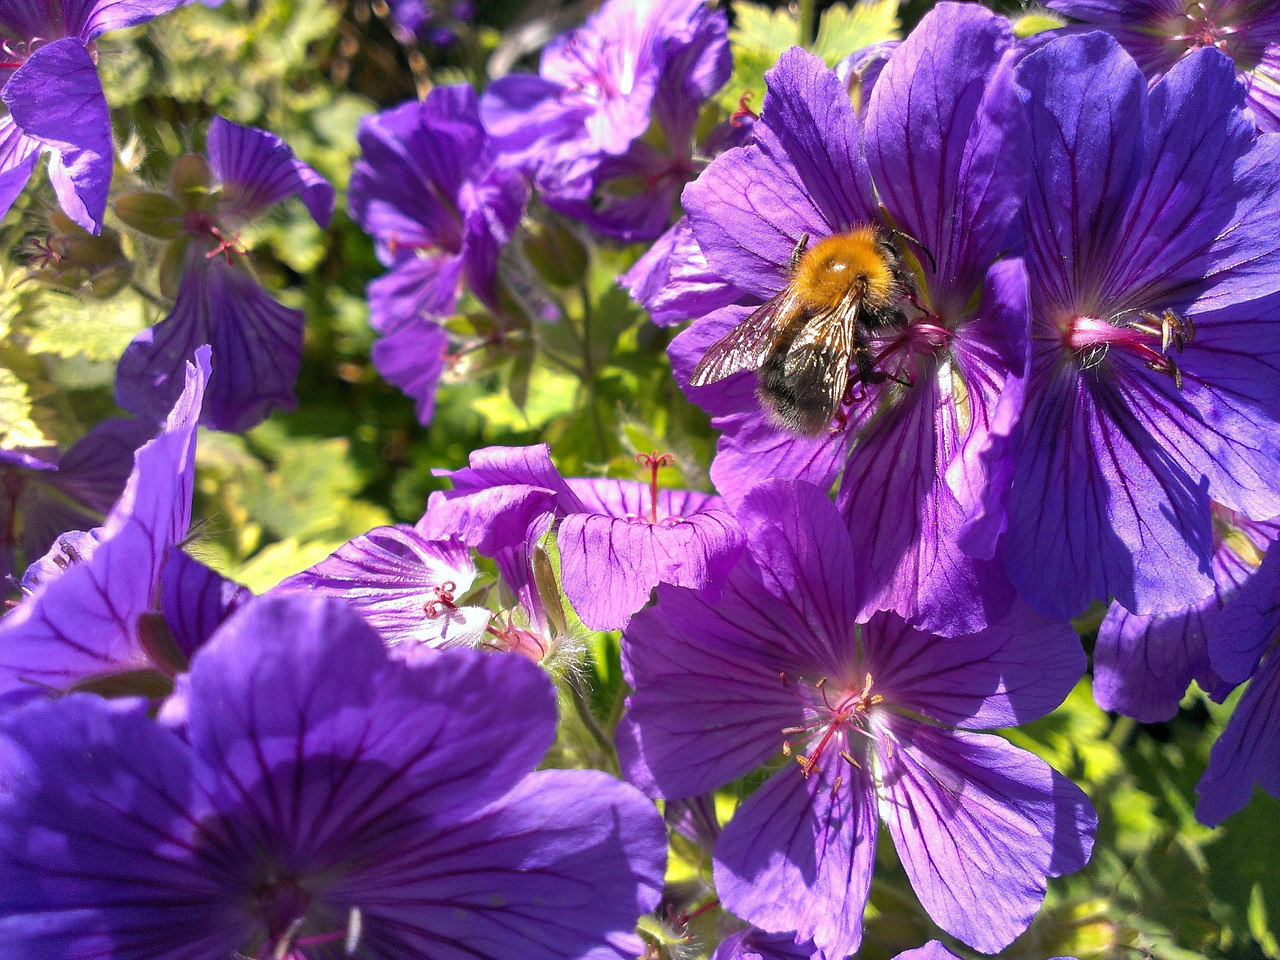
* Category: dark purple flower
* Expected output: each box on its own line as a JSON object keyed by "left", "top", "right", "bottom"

{"left": 0, "top": 0, "right": 186, "bottom": 232}
{"left": 1095, "top": 506, "right": 1278, "bottom": 721}
{"left": 274, "top": 525, "right": 493, "bottom": 652}
{"left": 1047, "top": 0, "right": 1280, "bottom": 131}
{"left": 115, "top": 117, "right": 334, "bottom": 433}
{"left": 0, "top": 592, "right": 667, "bottom": 957}
{"left": 1196, "top": 535, "right": 1280, "bottom": 823}
{"left": 0, "top": 348, "right": 211, "bottom": 705}
{"left": 0, "top": 418, "right": 152, "bottom": 584}
{"left": 711, "top": 928, "right": 818, "bottom": 960}
{"left": 1005, "top": 35, "right": 1280, "bottom": 619}
{"left": 348, "top": 85, "right": 526, "bottom": 424}
{"left": 385, "top": 0, "right": 474, "bottom": 45}
{"left": 669, "top": 5, "right": 1032, "bottom": 635}
{"left": 618, "top": 479, "right": 1094, "bottom": 958}
{"left": 422, "top": 444, "right": 744, "bottom": 631}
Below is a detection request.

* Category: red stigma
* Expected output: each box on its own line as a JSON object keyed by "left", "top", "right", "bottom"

{"left": 423, "top": 581, "right": 458, "bottom": 618}
{"left": 635, "top": 451, "right": 676, "bottom": 524}
{"left": 203, "top": 226, "right": 245, "bottom": 264}
{"left": 731, "top": 91, "right": 758, "bottom": 128}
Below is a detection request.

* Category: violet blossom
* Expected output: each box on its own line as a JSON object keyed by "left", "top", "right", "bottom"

{"left": 618, "top": 479, "right": 1095, "bottom": 959}
{"left": 114, "top": 116, "right": 334, "bottom": 433}
{"left": 421, "top": 443, "right": 743, "bottom": 632}
{"left": 1047, "top": 0, "right": 1280, "bottom": 131}
{"left": 0, "top": 418, "right": 152, "bottom": 583}
{"left": 348, "top": 84, "right": 526, "bottom": 425}
{"left": 0, "top": 347, "right": 245, "bottom": 706}
{"left": 0, "top": 0, "right": 187, "bottom": 232}
{"left": 0, "top": 592, "right": 668, "bottom": 957}
{"left": 668, "top": 5, "right": 1032, "bottom": 636}
{"left": 1005, "top": 34, "right": 1280, "bottom": 620}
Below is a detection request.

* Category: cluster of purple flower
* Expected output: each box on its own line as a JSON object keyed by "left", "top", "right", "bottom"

{"left": 5, "top": 0, "right": 1280, "bottom": 957}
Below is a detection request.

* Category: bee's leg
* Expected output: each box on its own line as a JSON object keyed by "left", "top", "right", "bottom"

{"left": 788, "top": 234, "right": 810, "bottom": 273}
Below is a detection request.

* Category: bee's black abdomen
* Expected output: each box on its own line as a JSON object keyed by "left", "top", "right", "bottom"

{"left": 758, "top": 343, "right": 843, "bottom": 436}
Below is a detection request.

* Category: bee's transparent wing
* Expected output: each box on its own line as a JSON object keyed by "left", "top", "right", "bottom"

{"left": 775, "top": 304, "right": 859, "bottom": 430}
{"left": 688, "top": 288, "right": 803, "bottom": 386}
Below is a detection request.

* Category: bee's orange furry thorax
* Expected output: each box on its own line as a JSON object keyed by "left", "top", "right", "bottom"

{"left": 792, "top": 226, "right": 896, "bottom": 313}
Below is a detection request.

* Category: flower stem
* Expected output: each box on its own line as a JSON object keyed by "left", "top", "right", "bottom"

{"left": 797, "top": 0, "right": 816, "bottom": 47}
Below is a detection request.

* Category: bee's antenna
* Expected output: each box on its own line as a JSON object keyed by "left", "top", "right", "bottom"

{"left": 889, "top": 228, "right": 937, "bottom": 274}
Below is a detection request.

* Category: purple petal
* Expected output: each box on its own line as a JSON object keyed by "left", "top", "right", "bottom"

{"left": 1196, "top": 648, "right": 1280, "bottom": 825}
{"left": 274, "top": 526, "right": 490, "bottom": 649}
{"left": 370, "top": 311, "right": 450, "bottom": 426}
{"left": 116, "top": 255, "right": 302, "bottom": 432}
{"left": 879, "top": 724, "right": 1096, "bottom": 953}
{"left": 711, "top": 929, "right": 818, "bottom": 960}
{"left": 206, "top": 116, "right": 333, "bottom": 227}
{"left": 367, "top": 253, "right": 467, "bottom": 330}
{"left": 622, "top": 218, "right": 741, "bottom": 327}
{"left": 0, "top": 117, "right": 40, "bottom": 224}
{"left": 715, "top": 765, "right": 877, "bottom": 960}
{"left": 334, "top": 768, "right": 665, "bottom": 960}
{"left": 160, "top": 547, "right": 251, "bottom": 660}
{"left": 0, "top": 695, "right": 246, "bottom": 955}
{"left": 0, "top": 350, "right": 207, "bottom": 701}
{"left": 685, "top": 47, "right": 877, "bottom": 301}
{"left": 3, "top": 38, "right": 111, "bottom": 233}
{"left": 187, "top": 595, "right": 559, "bottom": 828}
{"left": 1210, "top": 535, "right": 1280, "bottom": 683}
{"left": 865, "top": 3, "right": 1025, "bottom": 312}
{"left": 557, "top": 479, "right": 743, "bottom": 630}
{"left": 864, "top": 604, "right": 1084, "bottom": 730}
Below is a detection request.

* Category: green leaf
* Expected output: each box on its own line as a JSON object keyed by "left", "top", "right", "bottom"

{"left": 0, "top": 368, "right": 50, "bottom": 448}
{"left": 24, "top": 289, "right": 152, "bottom": 365}
{"left": 812, "top": 1, "right": 902, "bottom": 64}
{"left": 731, "top": 1, "right": 802, "bottom": 52}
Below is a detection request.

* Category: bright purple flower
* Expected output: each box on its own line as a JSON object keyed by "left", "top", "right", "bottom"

{"left": 0, "top": 348, "right": 210, "bottom": 705}
{"left": 1196, "top": 536, "right": 1280, "bottom": 823}
{"left": 618, "top": 479, "right": 1095, "bottom": 959}
{"left": 1005, "top": 35, "right": 1280, "bottom": 619}
{"left": 349, "top": 85, "right": 526, "bottom": 425}
{"left": 0, "top": 593, "right": 667, "bottom": 957}
{"left": 1095, "top": 506, "right": 1278, "bottom": 721}
{"left": 422, "top": 443, "right": 744, "bottom": 631}
{"left": 0, "top": 418, "right": 152, "bottom": 584}
{"left": 1047, "top": 1, "right": 1280, "bottom": 131}
{"left": 0, "top": 0, "right": 186, "bottom": 232}
{"left": 669, "top": 5, "right": 1032, "bottom": 635}
{"left": 116, "top": 117, "right": 334, "bottom": 433}
{"left": 274, "top": 525, "right": 493, "bottom": 652}
{"left": 537, "top": 2, "right": 733, "bottom": 243}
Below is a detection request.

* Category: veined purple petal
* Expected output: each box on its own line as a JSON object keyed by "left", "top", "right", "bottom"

{"left": 711, "top": 929, "right": 818, "bottom": 960}
{"left": 367, "top": 253, "right": 466, "bottom": 331}
{"left": 336, "top": 768, "right": 665, "bottom": 960}
{"left": 0, "top": 349, "right": 207, "bottom": 702}
{"left": 622, "top": 218, "right": 741, "bottom": 327}
{"left": 116, "top": 253, "right": 302, "bottom": 433}
{"left": 1095, "top": 511, "right": 1278, "bottom": 720}
{"left": 865, "top": 2, "right": 1026, "bottom": 313}
{"left": 0, "top": 116, "right": 40, "bottom": 225}
{"left": 1196, "top": 647, "right": 1280, "bottom": 825}
{"left": 1210, "top": 534, "right": 1280, "bottom": 683}
{"left": 188, "top": 596, "right": 558, "bottom": 831}
{"left": 274, "top": 526, "right": 491, "bottom": 650}
{"left": 715, "top": 764, "right": 877, "bottom": 960}
{"left": 878, "top": 723, "right": 1097, "bottom": 954}
{"left": 159, "top": 548, "right": 251, "bottom": 660}
{"left": 206, "top": 116, "right": 333, "bottom": 227}
{"left": 3, "top": 38, "right": 111, "bottom": 233}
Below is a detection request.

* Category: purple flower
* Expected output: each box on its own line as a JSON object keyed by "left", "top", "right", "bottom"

{"left": 669, "top": 5, "right": 1032, "bottom": 635}
{"left": 711, "top": 929, "right": 818, "bottom": 960}
{"left": 1196, "top": 535, "right": 1280, "bottom": 823}
{"left": 0, "top": 418, "right": 152, "bottom": 583}
{"left": 274, "top": 525, "right": 493, "bottom": 652}
{"left": 348, "top": 85, "right": 526, "bottom": 424}
{"left": 0, "top": 592, "right": 667, "bottom": 957}
{"left": 536, "top": 2, "right": 733, "bottom": 243}
{"left": 0, "top": 0, "right": 186, "bottom": 232}
{"left": 422, "top": 444, "right": 744, "bottom": 631}
{"left": 1094, "top": 506, "right": 1278, "bottom": 721}
{"left": 1048, "top": 0, "right": 1280, "bottom": 131}
{"left": 0, "top": 347, "right": 213, "bottom": 705}
{"left": 115, "top": 117, "right": 334, "bottom": 433}
{"left": 385, "top": 0, "right": 474, "bottom": 45}
{"left": 618, "top": 479, "right": 1095, "bottom": 959}
{"left": 1005, "top": 35, "right": 1280, "bottom": 619}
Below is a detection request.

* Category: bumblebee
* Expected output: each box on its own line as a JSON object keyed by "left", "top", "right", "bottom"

{"left": 689, "top": 225, "right": 912, "bottom": 436}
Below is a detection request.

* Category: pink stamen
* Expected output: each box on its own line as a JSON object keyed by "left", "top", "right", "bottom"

{"left": 634, "top": 451, "right": 676, "bottom": 524}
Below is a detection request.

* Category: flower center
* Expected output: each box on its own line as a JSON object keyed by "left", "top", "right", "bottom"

{"left": 1064, "top": 309, "right": 1194, "bottom": 388}
{"left": 253, "top": 879, "right": 361, "bottom": 960}
{"left": 183, "top": 211, "right": 245, "bottom": 264}
{"left": 1163, "top": 1, "right": 1243, "bottom": 58}
{"left": 779, "top": 673, "right": 882, "bottom": 779}
{"left": 627, "top": 451, "right": 682, "bottom": 526}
